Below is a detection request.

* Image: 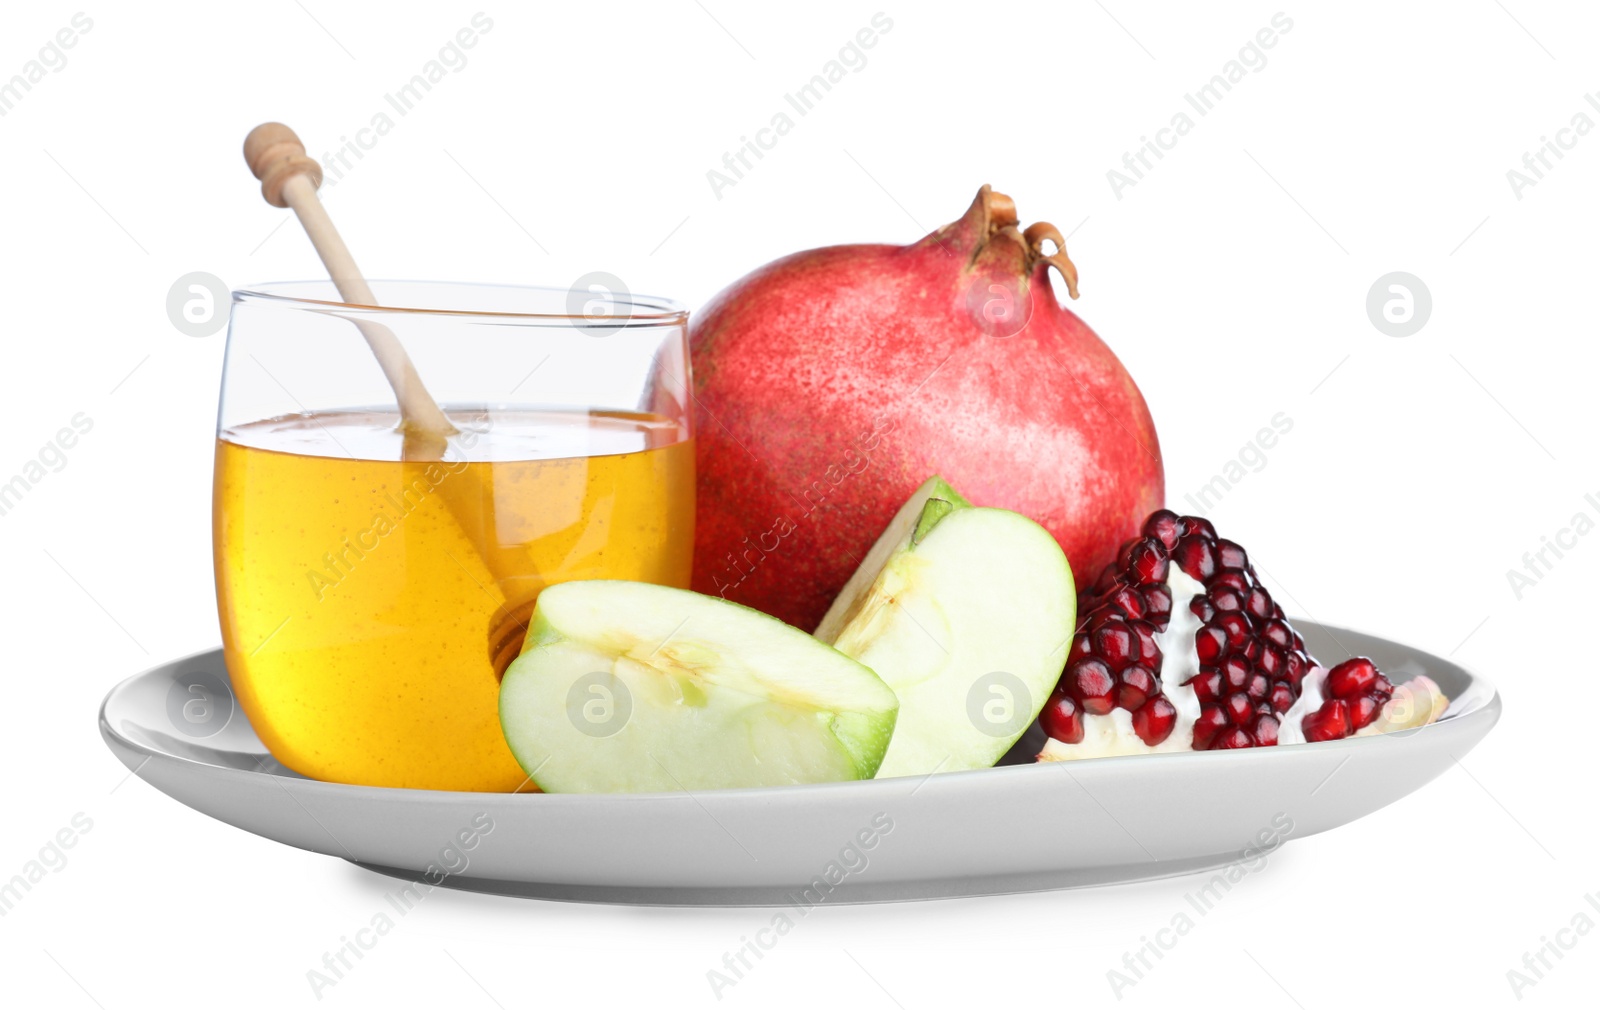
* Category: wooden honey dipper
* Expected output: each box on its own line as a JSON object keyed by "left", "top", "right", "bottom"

{"left": 244, "top": 122, "right": 537, "bottom": 671}
{"left": 244, "top": 123, "right": 456, "bottom": 450}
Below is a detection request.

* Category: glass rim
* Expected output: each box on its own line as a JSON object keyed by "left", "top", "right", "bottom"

{"left": 232, "top": 279, "right": 689, "bottom": 324}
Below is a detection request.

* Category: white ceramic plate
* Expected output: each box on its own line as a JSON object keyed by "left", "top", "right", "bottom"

{"left": 99, "top": 621, "right": 1498, "bottom": 905}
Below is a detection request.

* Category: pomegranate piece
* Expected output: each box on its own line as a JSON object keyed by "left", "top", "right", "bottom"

{"left": 1039, "top": 510, "right": 1449, "bottom": 761}
{"left": 1041, "top": 510, "right": 1318, "bottom": 752}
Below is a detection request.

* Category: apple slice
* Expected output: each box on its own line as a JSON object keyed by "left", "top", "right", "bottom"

{"left": 499, "top": 581, "right": 899, "bottom": 793}
{"left": 815, "top": 476, "right": 1075, "bottom": 778}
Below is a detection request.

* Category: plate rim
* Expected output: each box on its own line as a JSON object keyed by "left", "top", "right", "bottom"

{"left": 99, "top": 626, "right": 1503, "bottom": 806}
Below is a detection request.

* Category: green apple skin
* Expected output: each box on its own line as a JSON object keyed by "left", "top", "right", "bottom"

{"left": 816, "top": 475, "right": 1075, "bottom": 778}
{"left": 499, "top": 581, "right": 899, "bottom": 794}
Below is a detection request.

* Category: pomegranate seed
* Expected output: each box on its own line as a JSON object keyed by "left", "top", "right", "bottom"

{"left": 1269, "top": 682, "right": 1294, "bottom": 713}
{"left": 1187, "top": 670, "right": 1223, "bottom": 702}
{"left": 1070, "top": 636, "right": 1093, "bottom": 659}
{"left": 1192, "top": 707, "right": 1230, "bottom": 749}
{"left": 1180, "top": 516, "right": 1217, "bottom": 540}
{"left": 1093, "top": 622, "right": 1135, "bottom": 671}
{"left": 1118, "top": 665, "right": 1157, "bottom": 710}
{"left": 1108, "top": 586, "right": 1144, "bottom": 619}
{"left": 1224, "top": 693, "right": 1254, "bottom": 726}
{"left": 1253, "top": 714, "right": 1280, "bottom": 746}
{"left": 1191, "top": 597, "right": 1216, "bottom": 623}
{"left": 1070, "top": 658, "right": 1115, "bottom": 715}
{"left": 1216, "top": 728, "right": 1254, "bottom": 749}
{"left": 1212, "top": 588, "right": 1244, "bottom": 613}
{"left": 1215, "top": 539, "right": 1247, "bottom": 571}
{"left": 1327, "top": 657, "right": 1380, "bottom": 698}
{"left": 1093, "top": 608, "right": 1128, "bottom": 631}
{"left": 1246, "top": 588, "right": 1272, "bottom": 621}
{"left": 1263, "top": 620, "right": 1292, "bottom": 649}
{"left": 1285, "top": 652, "right": 1307, "bottom": 681}
{"left": 1258, "top": 647, "right": 1283, "bottom": 677}
{"left": 1196, "top": 625, "right": 1227, "bottom": 663}
{"left": 1142, "top": 509, "right": 1182, "bottom": 550}
{"left": 1217, "top": 613, "right": 1251, "bottom": 649}
{"left": 1142, "top": 585, "right": 1172, "bottom": 622}
{"left": 1040, "top": 693, "right": 1084, "bottom": 744}
{"left": 1091, "top": 564, "right": 1119, "bottom": 595}
{"left": 1222, "top": 656, "right": 1250, "bottom": 690}
{"left": 1128, "top": 538, "right": 1169, "bottom": 585}
{"left": 1132, "top": 695, "right": 1177, "bottom": 745}
{"left": 1349, "top": 694, "right": 1382, "bottom": 730}
{"left": 1302, "top": 700, "right": 1352, "bottom": 742}
{"left": 1132, "top": 623, "right": 1161, "bottom": 666}
{"left": 1214, "top": 570, "right": 1250, "bottom": 592}
{"left": 1246, "top": 674, "right": 1269, "bottom": 700}
{"left": 1174, "top": 535, "right": 1216, "bottom": 581}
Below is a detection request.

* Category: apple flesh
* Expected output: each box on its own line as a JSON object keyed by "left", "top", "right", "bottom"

{"left": 499, "top": 581, "right": 899, "bottom": 793}
{"left": 816, "top": 476, "right": 1076, "bottom": 778}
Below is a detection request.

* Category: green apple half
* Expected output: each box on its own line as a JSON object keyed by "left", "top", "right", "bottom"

{"left": 499, "top": 581, "right": 899, "bottom": 793}
{"left": 815, "top": 476, "right": 1076, "bottom": 778}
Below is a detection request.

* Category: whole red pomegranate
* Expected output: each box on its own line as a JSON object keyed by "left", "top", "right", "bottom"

{"left": 690, "top": 186, "right": 1163, "bottom": 630}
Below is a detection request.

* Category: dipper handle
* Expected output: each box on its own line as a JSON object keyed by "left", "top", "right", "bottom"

{"left": 241, "top": 122, "right": 455, "bottom": 439}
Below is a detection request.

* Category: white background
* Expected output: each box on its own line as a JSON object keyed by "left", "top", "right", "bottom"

{"left": 1, "top": 1, "right": 1595, "bottom": 1007}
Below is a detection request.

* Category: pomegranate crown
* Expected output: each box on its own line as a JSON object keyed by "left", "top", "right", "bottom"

{"left": 933, "top": 185, "right": 1080, "bottom": 299}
